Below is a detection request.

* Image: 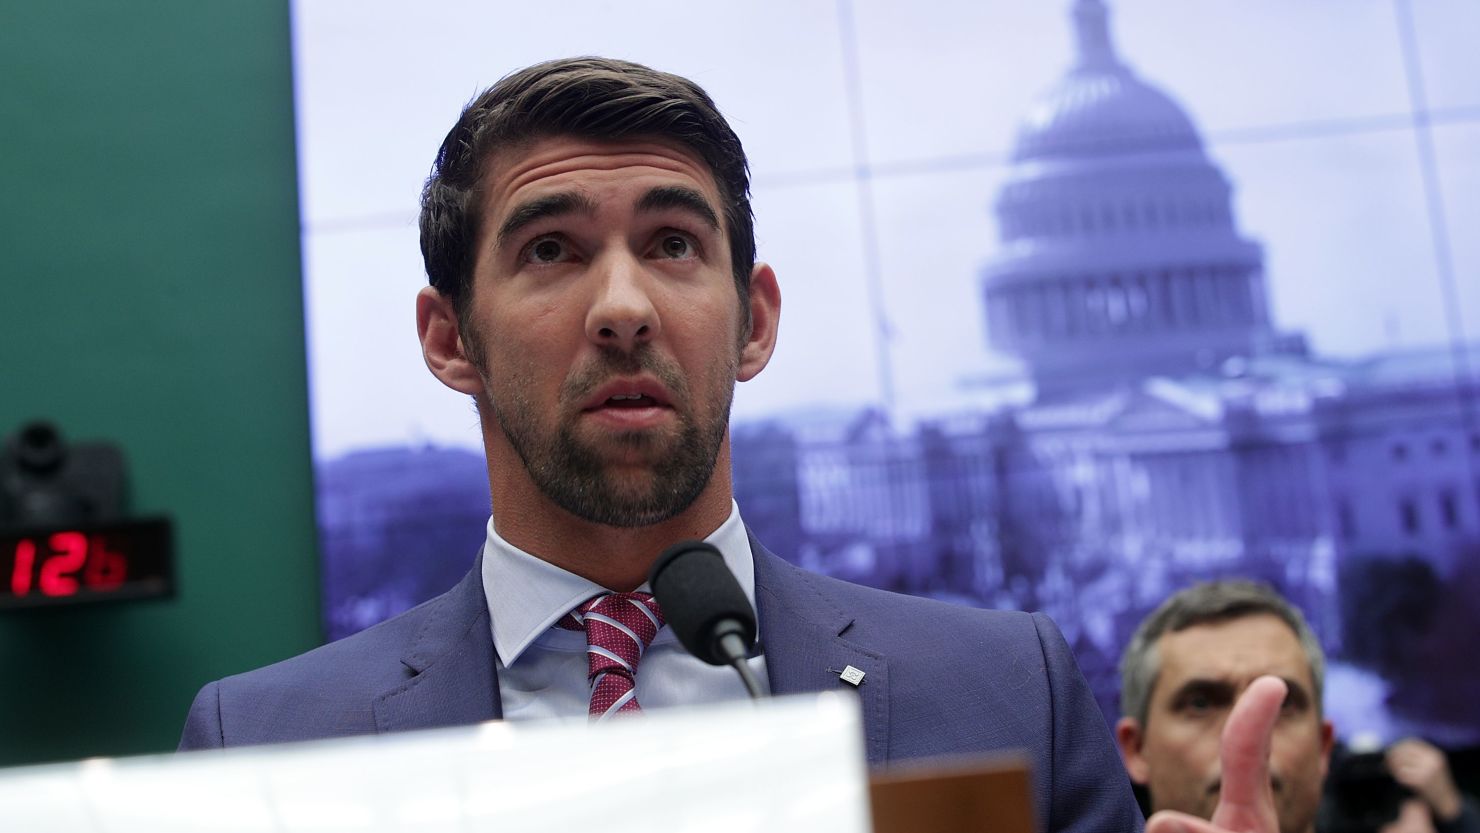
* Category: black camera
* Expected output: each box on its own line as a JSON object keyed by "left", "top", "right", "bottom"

{"left": 1322, "top": 745, "right": 1414, "bottom": 833}
{"left": 0, "top": 421, "right": 126, "bottom": 527}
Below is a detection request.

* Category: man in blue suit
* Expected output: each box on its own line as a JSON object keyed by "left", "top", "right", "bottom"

{"left": 182, "top": 56, "right": 1159, "bottom": 832}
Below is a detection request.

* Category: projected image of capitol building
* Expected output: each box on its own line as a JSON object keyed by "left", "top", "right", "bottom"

{"left": 731, "top": 0, "right": 1480, "bottom": 734}
{"left": 317, "top": 0, "right": 1480, "bottom": 739}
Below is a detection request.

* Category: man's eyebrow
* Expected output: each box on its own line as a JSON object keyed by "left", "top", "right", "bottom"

{"left": 1279, "top": 678, "right": 1313, "bottom": 710}
{"left": 495, "top": 192, "right": 597, "bottom": 252}
{"left": 636, "top": 185, "right": 720, "bottom": 231}
{"left": 1164, "top": 676, "right": 1314, "bottom": 711}
{"left": 1168, "top": 678, "right": 1237, "bottom": 704}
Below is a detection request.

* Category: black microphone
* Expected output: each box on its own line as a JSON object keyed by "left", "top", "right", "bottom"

{"left": 648, "top": 540, "right": 765, "bottom": 699}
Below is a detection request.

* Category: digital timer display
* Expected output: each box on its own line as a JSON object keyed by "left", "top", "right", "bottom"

{"left": 0, "top": 517, "right": 173, "bottom": 610}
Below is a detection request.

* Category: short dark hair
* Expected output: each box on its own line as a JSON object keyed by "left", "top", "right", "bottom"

{"left": 1119, "top": 580, "right": 1325, "bottom": 726}
{"left": 419, "top": 57, "right": 756, "bottom": 316}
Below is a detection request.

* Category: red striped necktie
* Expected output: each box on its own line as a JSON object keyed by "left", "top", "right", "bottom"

{"left": 557, "top": 592, "right": 666, "bottom": 720}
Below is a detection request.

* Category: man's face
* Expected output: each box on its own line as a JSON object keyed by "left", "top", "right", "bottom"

{"left": 436, "top": 136, "right": 768, "bottom": 527}
{"left": 1116, "top": 614, "right": 1334, "bottom": 833}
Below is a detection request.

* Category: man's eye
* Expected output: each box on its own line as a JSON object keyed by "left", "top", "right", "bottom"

{"left": 525, "top": 237, "right": 569, "bottom": 264}
{"left": 1172, "top": 687, "right": 1230, "bottom": 717}
{"left": 657, "top": 234, "right": 694, "bottom": 259}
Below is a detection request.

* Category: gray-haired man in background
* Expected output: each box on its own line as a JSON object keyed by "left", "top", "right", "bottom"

{"left": 1116, "top": 581, "right": 1334, "bottom": 833}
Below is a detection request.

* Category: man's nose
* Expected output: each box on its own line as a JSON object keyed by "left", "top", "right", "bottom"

{"left": 585, "top": 250, "right": 659, "bottom": 349}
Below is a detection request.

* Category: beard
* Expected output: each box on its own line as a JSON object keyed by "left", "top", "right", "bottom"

{"left": 485, "top": 343, "right": 734, "bottom": 528}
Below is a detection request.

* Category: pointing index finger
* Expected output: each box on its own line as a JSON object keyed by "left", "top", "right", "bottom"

{"left": 1211, "top": 675, "right": 1286, "bottom": 833}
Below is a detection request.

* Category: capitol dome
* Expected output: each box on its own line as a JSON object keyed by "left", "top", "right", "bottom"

{"left": 1013, "top": 64, "right": 1203, "bottom": 163}
{"left": 981, "top": 0, "right": 1280, "bottom": 397}
{"left": 1011, "top": 0, "right": 1203, "bottom": 163}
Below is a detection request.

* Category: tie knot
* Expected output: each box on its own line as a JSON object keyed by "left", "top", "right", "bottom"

{"left": 563, "top": 591, "right": 665, "bottom": 649}
{"left": 558, "top": 592, "right": 666, "bottom": 719}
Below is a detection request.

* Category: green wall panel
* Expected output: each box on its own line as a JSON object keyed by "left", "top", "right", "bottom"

{"left": 0, "top": 1, "right": 321, "bottom": 765}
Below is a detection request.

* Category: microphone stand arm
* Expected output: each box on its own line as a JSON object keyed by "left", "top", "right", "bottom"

{"left": 716, "top": 630, "right": 765, "bottom": 700}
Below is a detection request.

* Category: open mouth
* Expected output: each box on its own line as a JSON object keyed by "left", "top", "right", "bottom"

{"left": 601, "top": 393, "right": 663, "bottom": 409}
{"left": 581, "top": 378, "right": 675, "bottom": 415}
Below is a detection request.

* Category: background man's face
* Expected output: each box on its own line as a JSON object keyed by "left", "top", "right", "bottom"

{"left": 1117, "top": 614, "right": 1334, "bottom": 833}
{"left": 459, "top": 135, "right": 748, "bottom": 527}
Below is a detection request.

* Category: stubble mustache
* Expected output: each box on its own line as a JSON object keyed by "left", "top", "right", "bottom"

{"left": 560, "top": 343, "right": 689, "bottom": 414}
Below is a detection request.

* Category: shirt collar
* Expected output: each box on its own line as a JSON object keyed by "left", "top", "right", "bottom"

{"left": 481, "top": 500, "right": 755, "bottom": 667}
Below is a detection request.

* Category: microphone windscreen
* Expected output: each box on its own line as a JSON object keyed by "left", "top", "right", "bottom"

{"left": 648, "top": 540, "right": 757, "bottom": 666}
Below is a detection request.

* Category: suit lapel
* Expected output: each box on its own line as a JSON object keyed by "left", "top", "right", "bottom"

{"left": 372, "top": 554, "right": 505, "bottom": 733}
{"left": 750, "top": 534, "right": 891, "bottom": 766}
{"left": 364, "top": 537, "right": 890, "bottom": 761}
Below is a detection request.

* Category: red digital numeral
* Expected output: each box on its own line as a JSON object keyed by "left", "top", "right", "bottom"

{"left": 8, "top": 532, "right": 134, "bottom": 599}
{"left": 84, "top": 536, "right": 127, "bottom": 589}
{"left": 10, "top": 539, "right": 37, "bottom": 596}
{"left": 39, "top": 531, "right": 88, "bottom": 596}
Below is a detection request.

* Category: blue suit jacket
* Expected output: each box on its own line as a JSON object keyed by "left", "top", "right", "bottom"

{"left": 181, "top": 538, "right": 1142, "bottom": 833}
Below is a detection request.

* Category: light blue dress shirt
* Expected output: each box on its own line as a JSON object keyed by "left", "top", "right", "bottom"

{"left": 481, "top": 501, "right": 771, "bottom": 722}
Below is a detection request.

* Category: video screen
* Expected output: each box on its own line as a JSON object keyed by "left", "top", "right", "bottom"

{"left": 291, "top": 0, "right": 1480, "bottom": 742}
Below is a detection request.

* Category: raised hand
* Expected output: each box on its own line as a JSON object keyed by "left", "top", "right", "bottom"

{"left": 1145, "top": 676, "right": 1288, "bottom": 833}
{"left": 1387, "top": 738, "right": 1464, "bottom": 823}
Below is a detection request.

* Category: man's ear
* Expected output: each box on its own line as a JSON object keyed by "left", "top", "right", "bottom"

{"left": 1116, "top": 717, "right": 1152, "bottom": 785}
{"left": 417, "top": 286, "right": 484, "bottom": 395}
{"left": 737, "top": 262, "right": 780, "bottom": 382}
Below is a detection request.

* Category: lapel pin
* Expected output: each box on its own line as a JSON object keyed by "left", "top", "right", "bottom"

{"left": 839, "top": 665, "right": 866, "bottom": 687}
